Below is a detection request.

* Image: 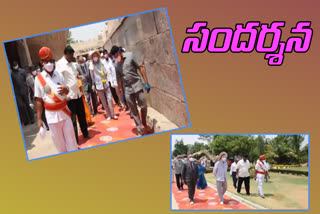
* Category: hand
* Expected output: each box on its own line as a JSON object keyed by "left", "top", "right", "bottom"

{"left": 38, "top": 120, "right": 43, "bottom": 128}
{"left": 197, "top": 179, "right": 199, "bottom": 183}
{"left": 58, "top": 85, "right": 69, "bottom": 95}
{"left": 145, "top": 83, "right": 151, "bottom": 93}
{"left": 92, "top": 86, "right": 96, "bottom": 92}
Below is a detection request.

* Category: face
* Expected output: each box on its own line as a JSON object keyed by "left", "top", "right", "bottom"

{"left": 42, "top": 59, "right": 55, "bottom": 72}
{"left": 243, "top": 157, "right": 248, "bottom": 161}
{"left": 65, "top": 52, "right": 75, "bottom": 62}
{"left": 92, "top": 54, "right": 99, "bottom": 62}
{"left": 12, "top": 62, "right": 19, "bottom": 70}
{"left": 113, "top": 52, "right": 122, "bottom": 63}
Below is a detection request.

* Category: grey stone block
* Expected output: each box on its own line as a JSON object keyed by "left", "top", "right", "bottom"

{"left": 154, "top": 9, "right": 170, "bottom": 33}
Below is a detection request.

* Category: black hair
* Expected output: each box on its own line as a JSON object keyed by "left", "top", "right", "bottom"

{"left": 243, "top": 155, "right": 249, "bottom": 158}
{"left": 103, "top": 49, "right": 108, "bottom": 54}
{"left": 64, "top": 45, "right": 75, "bottom": 55}
{"left": 110, "top": 45, "right": 121, "bottom": 56}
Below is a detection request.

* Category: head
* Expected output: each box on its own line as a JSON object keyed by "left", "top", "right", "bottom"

{"left": 103, "top": 49, "right": 109, "bottom": 59}
{"left": 30, "top": 66, "right": 37, "bottom": 76}
{"left": 78, "top": 56, "right": 85, "bottom": 65}
{"left": 235, "top": 159, "right": 239, "bottom": 164}
{"left": 243, "top": 155, "right": 249, "bottom": 162}
{"left": 110, "top": 45, "right": 124, "bottom": 63}
{"left": 259, "top": 155, "right": 266, "bottom": 163}
{"left": 219, "top": 152, "right": 228, "bottom": 162}
{"left": 12, "top": 61, "right": 19, "bottom": 70}
{"left": 90, "top": 51, "right": 100, "bottom": 64}
{"left": 64, "top": 45, "right": 75, "bottom": 63}
{"left": 39, "top": 47, "right": 54, "bottom": 73}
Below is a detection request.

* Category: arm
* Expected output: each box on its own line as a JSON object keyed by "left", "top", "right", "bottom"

{"left": 182, "top": 164, "right": 186, "bottom": 183}
{"left": 36, "top": 98, "right": 43, "bottom": 128}
{"left": 213, "top": 162, "right": 218, "bottom": 176}
{"left": 138, "top": 64, "right": 149, "bottom": 84}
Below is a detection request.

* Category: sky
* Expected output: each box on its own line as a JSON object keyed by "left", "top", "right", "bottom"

{"left": 69, "top": 22, "right": 105, "bottom": 41}
{"left": 171, "top": 134, "right": 309, "bottom": 150}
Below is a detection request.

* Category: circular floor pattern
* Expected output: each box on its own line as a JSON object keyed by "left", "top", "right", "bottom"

{"left": 107, "top": 127, "right": 118, "bottom": 132}
{"left": 208, "top": 197, "right": 216, "bottom": 200}
{"left": 100, "top": 120, "right": 111, "bottom": 124}
{"left": 208, "top": 202, "right": 218, "bottom": 206}
{"left": 198, "top": 193, "right": 205, "bottom": 196}
{"left": 99, "top": 136, "right": 113, "bottom": 142}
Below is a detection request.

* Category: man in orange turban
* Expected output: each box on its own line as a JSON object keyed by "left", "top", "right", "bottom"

{"left": 254, "top": 154, "right": 270, "bottom": 198}
{"left": 34, "top": 46, "right": 78, "bottom": 153}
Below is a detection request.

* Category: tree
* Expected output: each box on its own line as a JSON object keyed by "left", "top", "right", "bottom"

{"left": 189, "top": 142, "right": 210, "bottom": 154}
{"left": 172, "top": 139, "right": 188, "bottom": 157}
{"left": 67, "top": 31, "right": 75, "bottom": 45}
{"left": 198, "top": 135, "right": 214, "bottom": 144}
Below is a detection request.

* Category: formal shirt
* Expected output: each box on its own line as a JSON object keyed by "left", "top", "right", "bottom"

{"left": 102, "top": 58, "right": 118, "bottom": 87}
{"left": 34, "top": 70, "right": 69, "bottom": 124}
{"left": 26, "top": 74, "right": 35, "bottom": 92}
{"left": 237, "top": 159, "right": 251, "bottom": 177}
{"left": 116, "top": 52, "right": 144, "bottom": 94}
{"left": 89, "top": 60, "right": 109, "bottom": 91}
{"left": 230, "top": 162, "right": 237, "bottom": 175}
{"left": 11, "top": 68, "right": 28, "bottom": 96}
{"left": 213, "top": 160, "right": 228, "bottom": 182}
{"left": 56, "top": 56, "right": 82, "bottom": 100}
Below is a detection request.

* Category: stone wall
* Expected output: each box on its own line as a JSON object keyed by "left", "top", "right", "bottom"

{"left": 26, "top": 30, "right": 68, "bottom": 64}
{"left": 103, "top": 9, "right": 189, "bottom": 127}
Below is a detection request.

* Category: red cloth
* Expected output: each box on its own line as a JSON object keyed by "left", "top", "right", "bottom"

{"left": 39, "top": 47, "right": 52, "bottom": 60}
{"left": 259, "top": 154, "right": 266, "bottom": 160}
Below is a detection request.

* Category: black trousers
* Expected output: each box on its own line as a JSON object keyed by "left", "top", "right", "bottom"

{"left": 232, "top": 172, "right": 238, "bottom": 188}
{"left": 41, "top": 105, "right": 49, "bottom": 129}
{"left": 187, "top": 182, "right": 196, "bottom": 201}
{"left": 16, "top": 93, "right": 34, "bottom": 125}
{"left": 90, "top": 90, "right": 98, "bottom": 115}
{"left": 67, "top": 97, "right": 88, "bottom": 144}
{"left": 175, "top": 174, "right": 184, "bottom": 190}
{"left": 237, "top": 176, "right": 250, "bottom": 195}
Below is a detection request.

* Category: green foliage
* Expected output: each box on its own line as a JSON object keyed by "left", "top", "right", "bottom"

{"left": 172, "top": 139, "right": 188, "bottom": 157}
{"left": 188, "top": 142, "right": 210, "bottom": 154}
{"left": 269, "top": 168, "right": 308, "bottom": 176}
{"left": 67, "top": 31, "right": 75, "bottom": 45}
{"left": 198, "top": 135, "right": 214, "bottom": 144}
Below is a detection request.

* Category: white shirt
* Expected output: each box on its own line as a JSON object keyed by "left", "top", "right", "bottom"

{"left": 56, "top": 56, "right": 82, "bottom": 100}
{"left": 255, "top": 160, "right": 268, "bottom": 173}
{"left": 34, "top": 71, "right": 70, "bottom": 124}
{"left": 89, "top": 60, "right": 109, "bottom": 91}
{"left": 213, "top": 160, "right": 228, "bottom": 182}
{"left": 230, "top": 162, "right": 237, "bottom": 175}
{"left": 101, "top": 58, "right": 118, "bottom": 87}
{"left": 237, "top": 159, "right": 251, "bottom": 177}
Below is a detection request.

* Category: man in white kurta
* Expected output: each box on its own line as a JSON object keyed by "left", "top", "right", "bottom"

{"left": 34, "top": 47, "right": 78, "bottom": 153}
{"left": 254, "top": 155, "right": 269, "bottom": 198}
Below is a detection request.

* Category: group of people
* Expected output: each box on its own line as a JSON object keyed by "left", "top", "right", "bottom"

{"left": 172, "top": 152, "right": 270, "bottom": 206}
{"left": 11, "top": 45, "right": 152, "bottom": 154}
{"left": 172, "top": 154, "right": 208, "bottom": 205}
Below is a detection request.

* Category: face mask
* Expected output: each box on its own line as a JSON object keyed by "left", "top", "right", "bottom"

{"left": 262, "top": 160, "right": 266, "bottom": 163}
{"left": 32, "top": 71, "right": 37, "bottom": 76}
{"left": 93, "top": 57, "right": 99, "bottom": 62}
{"left": 13, "top": 65, "right": 19, "bottom": 70}
{"left": 43, "top": 62, "right": 54, "bottom": 72}
{"left": 80, "top": 63, "right": 85, "bottom": 66}
{"left": 221, "top": 157, "right": 227, "bottom": 162}
{"left": 114, "top": 55, "right": 122, "bottom": 63}
{"left": 189, "top": 158, "right": 195, "bottom": 162}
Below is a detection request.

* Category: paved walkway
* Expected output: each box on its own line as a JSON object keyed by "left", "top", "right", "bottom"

{"left": 24, "top": 104, "right": 152, "bottom": 160}
{"left": 171, "top": 182, "right": 252, "bottom": 210}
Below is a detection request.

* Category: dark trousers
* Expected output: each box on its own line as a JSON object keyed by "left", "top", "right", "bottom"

{"left": 175, "top": 174, "right": 184, "bottom": 190}
{"left": 187, "top": 182, "right": 196, "bottom": 201}
{"left": 109, "top": 82, "right": 119, "bottom": 105}
{"left": 16, "top": 94, "right": 34, "bottom": 125}
{"left": 232, "top": 172, "right": 238, "bottom": 188}
{"left": 90, "top": 90, "right": 98, "bottom": 115}
{"left": 237, "top": 176, "right": 250, "bottom": 195}
{"left": 41, "top": 105, "right": 49, "bottom": 129}
{"left": 67, "top": 97, "right": 88, "bottom": 144}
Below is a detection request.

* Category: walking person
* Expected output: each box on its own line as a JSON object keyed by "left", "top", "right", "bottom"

{"left": 110, "top": 45, "right": 151, "bottom": 136}
{"left": 236, "top": 155, "right": 251, "bottom": 195}
{"left": 173, "top": 155, "right": 185, "bottom": 191}
{"left": 264, "top": 159, "right": 270, "bottom": 183}
{"left": 56, "top": 46, "right": 90, "bottom": 144}
{"left": 89, "top": 50, "right": 118, "bottom": 120}
{"left": 182, "top": 155, "right": 199, "bottom": 205}
{"left": 34, "top": 47, "right": 78, "bottom": 153}
{"left": 11, "top": 61, "right": 35, "bottom": 126}
{"left": 197, "top": 161, "right": 207, "bottom": 189}
{"left": 213, "top": 152, "right": 228, "bottom": 205}
{"left": 230, "top": 159, "right": 238, "bottom": 189}
{"left": 254, "top": 155, "right": 270, "bottom": 198}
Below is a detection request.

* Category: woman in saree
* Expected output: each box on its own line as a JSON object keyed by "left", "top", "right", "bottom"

{"left": 197, "top": 161, "right": 207, "bottom": 189}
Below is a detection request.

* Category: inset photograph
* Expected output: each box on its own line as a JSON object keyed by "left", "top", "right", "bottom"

{"left": 170, "top": 134, "right": 309, "bottom": 211}
{"left": 3, "top": 8, "right": 190, "bottom": 161}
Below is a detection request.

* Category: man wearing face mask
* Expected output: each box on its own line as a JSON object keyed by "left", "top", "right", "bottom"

{"left": 26, "top": 66, "right": 37, "bottom": 104}
{"left": 56, "top": 46, "right": 90, "bottom": 144}
{"left": 213, "top": 152, "right": 228, "bottom": 204}
{"left": 182, "top": 155, "right": 199, "bottom": 205}
{"left": 101, "top": 49, "right": 126, "bottom": 110}
{"left": 89, "top": 50, "right": 117, "bottom": 120}
{"left": 236, "top": 155, "right": 251, "bottom": 195}
{"left": 76, "top": 56, "right": 98, "bottom": 117}
{"left": 34, "top": 47, "right": 78, "bottom": 153}
{"left": 254, "top": 155, "right": 270, "bottom": 198}
{"left": 110, "top": 45, "right": 151, "bottom": 136}
{"left": 11, "top": 61, "right": 35, "bottom": 126}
